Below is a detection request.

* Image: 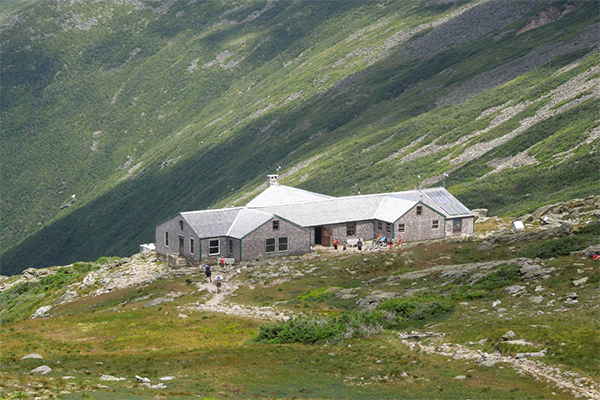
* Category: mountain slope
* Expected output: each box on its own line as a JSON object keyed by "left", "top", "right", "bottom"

{"left": 1, "top": 0, "right": 598, "bottom": 275}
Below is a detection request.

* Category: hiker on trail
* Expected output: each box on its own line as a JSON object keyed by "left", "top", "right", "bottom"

{"left": 219, "top": 257, "right": 225, "bottom": 269}
{"left": 357, "top": 239, "right": 363, "bottom": 251}
{"left": 333, "top": 238, "right": 339, "bottom": 251}
{"left": 204, "top": 264, "right": 212, "bottom": 283}
{"left": 215, "top": 275, "right": 223, "bottom": 293}
{"left": 343, "top": 242, "right": 347, "bottom": 252}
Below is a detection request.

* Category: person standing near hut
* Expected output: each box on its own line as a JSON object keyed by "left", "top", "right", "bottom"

{"left": 333, "top": 238, "right": 339, "bottom": 251}
{"left": 398, "top": 235, "right": 403, "bottom": 249}
{"left": 357, "top": 239, "right": 363, "bottom": 252}
{"left": 215, "top": 275, "right": 223, "bottom": 293}
{"left": 204, "top": 264, "right": 212, "bottom": 283}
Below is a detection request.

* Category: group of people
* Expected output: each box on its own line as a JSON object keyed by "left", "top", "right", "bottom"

{"left": 332, "top": 238, "right": 363, "bottom": 252}
{"left": 203, "top": 263, "right": 223, "bottom": 293}
{"left": 331, "top": 235, "right": 403, "bottom": 252}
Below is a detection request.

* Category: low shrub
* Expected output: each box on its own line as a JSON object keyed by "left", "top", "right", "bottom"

{"left": 254, "top": 294, "right": 453, "bottom": 344}
{"left": 520, "top": 221, "right": 600, "bottom": 259}
{"left": 375, "top": 294, "right": 452, "bottom": 322}
{"left": 472, "top": 264, "right": 520, "bottom": 290}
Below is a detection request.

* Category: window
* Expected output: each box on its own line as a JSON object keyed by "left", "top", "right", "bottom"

{"left": 432, "top": 220, "right": 439, "bottom": 229}
{"left": 278, "top": 237, "right": 289, "bottom": 252}
{"left": 165, "top": 231, "right": 169, "bottom": 246}
{"left": 346, "top": 222, "right": 356, "bottom": 236}
{"left": 398, "top": 223, "right": 405, "bottom": 233}
{"left": 179, "top": 220, "right": 184, "bottom": 230}
{"left": 272, "top": 220, "right": 279, "bottom": 230}
{"left": 266, "top": 238, "right": 276, "bottom": 253}
{"left": 190, "top": 238, "right": 194, "bottom": 253}
{"left": 416, "top": 206, "right": 423, "bottom": 216}
{"left": 386, "top": 223, "right": 392, "bottom": 233}
{"left": 377, "top": 221, "right": 383, "bottom": 230}
{"left": 209, "top": 239, "right": 220, "bottom": 255}
{"left": 228, "top": 239, "right": 233, "bottom": 255}
{"left": 453, "top": 218, "right": 462, "bottom": 233}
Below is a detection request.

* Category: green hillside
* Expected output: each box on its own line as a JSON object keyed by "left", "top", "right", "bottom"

{"left": 1, "top": 219, "right": 599, "bottom": 399}
{"left": 1, "top": 0, "right": 599, "bottom": 275}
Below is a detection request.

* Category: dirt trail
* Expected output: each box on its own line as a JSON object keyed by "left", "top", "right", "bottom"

{"left": 402, "top": 334, "right": 600, "bottom": 400}
{"left": 187, "top": 271, "right": 290, "bottom": 321}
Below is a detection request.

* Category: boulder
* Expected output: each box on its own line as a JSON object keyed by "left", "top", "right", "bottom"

{"left": 21, "top": 353, "right": 43, "bottom": 360}
{"left": 144, "top": 297, "right": 173, "bottom": 308}
{"left": 515, "top": 349, "right": 547, "bottom": 359}
{"left": 504, "top": 285, "right": 524, "bottom": 295}
{"left": 477, "top": 241, "right": 494, "bottom": 251}
{"left": 573, "top": 277, "right": 588, "bottom": 286}
{"left": 30, "top": 365, "right": 52, "bottom": 375}
{"left": 529, "top": 296, "right": 544, "bottom": 304}
{"left": 54, "top": 290, "right": 78, "bottom": 306}
{"left": 101, "top": 375, "right": 125, "bottom": 381}
{"left": 30, "top": 305, "right": 52, "bottom": 319}
{"left": 520, "top": 213, "right": 535, "bottom": 222}
{"left": 472, "top": 209, "right": 488, "bottom": 222}
{"left": 480, "top": 360, "right": 496, "bottom": 367}
{"left": 502, "top": 330, "right": 516, "bottom": 340}
{"left": 519, "top": 260, "right": 555, "bottom": 281}
{"left": 356, "top": 291, "right": 400, "bottom": 310}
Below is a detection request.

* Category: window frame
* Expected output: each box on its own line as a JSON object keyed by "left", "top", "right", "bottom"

{"left": 385, "top": 223, "right": 392, "bottom": 233}
{"left": 179, "top": 220, "right": 184, "bottom": 230}
{"left": 165, "top": 231, "right": 170, "bottom": 247}
{"left": 377, "top": 221, "right": 383, "bottom": 231}
{"left": 416, "top": 206, "right": 423, "bottom": 216}
{"left": 265, "top": 238, "right": 276, "bottom": 254}
{"left": 453, "top": 218, "right": 462, "bottom": 233}
{"left": 228, "top": 239, "right": 233, "bottom": 255}
{"left": 432, "top": 220, "right": 439, "bottom": 229}
{"left": 272, "top": 220, "right": 279, "bottom": 230}
{"left": 398, "top": 223, "right": 406, "bottom": 233}
{"left": 190, "top": 238, "right": 194, "bottom": 253}
{"left": 278, "top": 237, "right": 289, "bottom": 252}
{"left": 346, "top": 222, "right": 356, "bottom": 236}
{"left": 208, "top": 238, "right": 220, "bottom": 256}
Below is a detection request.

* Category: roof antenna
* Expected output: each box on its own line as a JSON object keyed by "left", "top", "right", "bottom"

{"left": 443, "top": 172, "right": 449, "bottom": 188}
{"left": 417, "top": 175, "right": 423, "bottom": 201}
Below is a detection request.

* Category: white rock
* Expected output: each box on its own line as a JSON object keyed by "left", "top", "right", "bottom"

{"left": 573, "top": 277, "right": 588, "bottom": 286}
{"left": 30, "top": 365, "right": 52, "bottom": 375}
{"left": 30, "top": 305, "right": 52, "bottom": 319}
{"left": 21, "top": 353, "right": 43, "bottom": 360}
{"left": 101, "top": 375, "right": 125, "bottom": 381}
{"left": 159, "top": 376, "right": 175, "bottom": 381}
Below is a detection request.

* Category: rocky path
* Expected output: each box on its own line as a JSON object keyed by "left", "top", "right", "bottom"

{"left": 184, "top": 269, "right": 292, "bottom": 321}
{"left": 401, "top": 332, "right": 600, "bottom": 400}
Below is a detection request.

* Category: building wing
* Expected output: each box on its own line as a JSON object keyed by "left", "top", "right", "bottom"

{"left": 227, "top": 208, "right": 275, "bottom": 239}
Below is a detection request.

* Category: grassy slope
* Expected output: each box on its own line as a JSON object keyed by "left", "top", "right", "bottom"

{"left": 1, "top": 230, "right": 598, "bottom": 399}
{"left": 1, "top": 0, "right": 599, "bottom": 274}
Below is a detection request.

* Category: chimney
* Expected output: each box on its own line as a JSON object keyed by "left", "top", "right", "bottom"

{"left": 267, "top": 174, "right": 279, "bottom": 186}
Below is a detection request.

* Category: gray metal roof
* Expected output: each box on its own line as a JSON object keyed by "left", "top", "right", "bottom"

{"left": 246, "top": 184, "right": 332, "bottom": 207}
{"left": 388, "top": 188, "right": 473, "bottom": 218}
{"left": 227, "top": 208, "right": 274, "bottom": 239}
{"left": 182, "top": 208, "right": 274, "bottom": 239}
{"left": 171, "top": 186, "right": 471, "bottom": 238}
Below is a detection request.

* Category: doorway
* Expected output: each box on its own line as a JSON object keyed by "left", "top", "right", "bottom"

{"left": 315, "top": 227, "right": 330, "bottom": 246}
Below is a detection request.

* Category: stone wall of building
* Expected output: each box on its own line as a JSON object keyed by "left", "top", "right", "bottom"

{"left": 241, "top": 218, "right": 310, "bottom": 260}
{"left": 395, "top": 204, "right": 446, "bottom": 242}
{"left": 155, "top": 215, "right": 201, "bottom": 260}
{"left": 445, "top": 216, "right": 474, "bottom": 237}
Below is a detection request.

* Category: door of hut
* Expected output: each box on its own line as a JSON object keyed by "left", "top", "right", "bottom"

{"left": 321, "top": 228, "right": 330, "bottom": 246}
